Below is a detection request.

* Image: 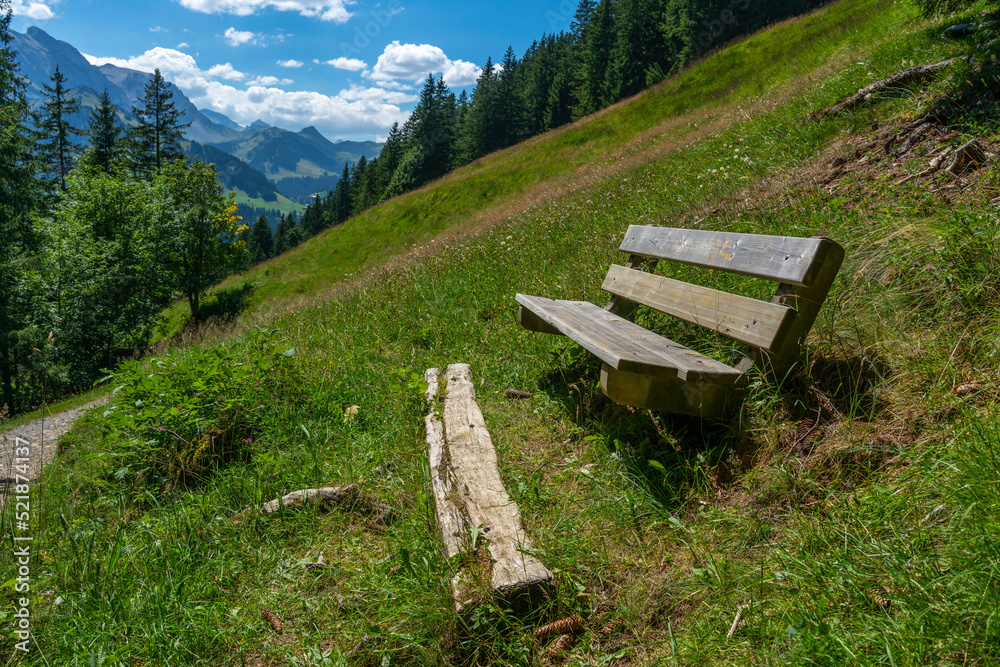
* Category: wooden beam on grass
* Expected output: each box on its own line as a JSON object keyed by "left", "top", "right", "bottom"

{"left": 425, "top": 364, "right": 553, "bottom": 611}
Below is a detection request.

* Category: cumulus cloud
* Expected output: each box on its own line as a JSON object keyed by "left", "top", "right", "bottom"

{"left": 10, "top": 0, "right": 55, "bottom": 19}
{"left": 82, "top": 47, "right": 408, "bottom": 139}
{"left": 369, "top": 41, "right": 481, "bottom": 87}
{"left": 207, "top": 63, "right": 245, "bottom": 80}
{"left": 223, "top": 27, "right": 257, "bottom": 46}
{"left": 324, "top": 57, "right": 366, "bottom": 72}
{"left": 150, "top": 26, "right": 167, "bottom": 33}
{"left": 247, "top": 75, "right": 293, "bottom": 86}
{"left": 178, "top": 0, "right": 354, "bottom": 23}
{"left": 277, "top": 59, "right": 304, "bottom": 68}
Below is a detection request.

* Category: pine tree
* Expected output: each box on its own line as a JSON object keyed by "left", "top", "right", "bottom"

{"left": 376, "top": 122, "right": 404, "bottom": 200}
{"left": 458, "top": 57, "right": 499, "bottom": 161}
{"left": 0, "top": 0, "right": 37, "bottom": 413}
{"left": 33, "top": 65, "right": 82, "bottom": 195}
{"left": 575, "top": 0, "right": 614, "bottom": 117}
{"left": 131, "top": 69, "right": 189, "bottom": 175}
{"left": 247, "top": 215, "right": 273, "bottom": 264}
{"left": 84, "top": 88, "right": 122, "bottom": 173}
{"left": 495, "top": 46, "right": 527, "bottom": 150}
{"left": 334, "top": 162, "right": 352, "bottom": 223}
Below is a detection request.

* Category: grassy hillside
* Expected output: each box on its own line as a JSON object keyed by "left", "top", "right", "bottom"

{"left": 4, "top": 1, "right": 1000, "bottom": 665}
{"left": 160, "top": 0, "right": 924, "bottom": 330}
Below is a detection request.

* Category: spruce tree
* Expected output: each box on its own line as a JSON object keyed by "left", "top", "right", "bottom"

{"left": 0, "top": 0, "right": 37, "bottom": 413}
{"left": 247, "top": 214, "right": 273, "bottom": 264}
{"left": 131, "top": 69, "right": 189, "bottom": 175}
{"left": 33, "top": 65, "right": 82, "bottom": 195}
{"left": 85, "top": 88, "right": 122, "bottom": 173}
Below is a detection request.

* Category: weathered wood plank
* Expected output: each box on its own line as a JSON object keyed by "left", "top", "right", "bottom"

{"left": 442, "top": 364, "right": 553, "bottom": 598}
{"left": 601, "top": 264, "right": 798, "bottom": 353}
{"left": 619, "top": 226, "right": 839, "bottom": 287}
{"left": 425, "top": 368, "right": 464, "bottom": 560}
{"left": 516, "top": 294, "right": 741, "bottom": 384}
{"left": 426, "top": 365, "right": 553, "bottom": 610}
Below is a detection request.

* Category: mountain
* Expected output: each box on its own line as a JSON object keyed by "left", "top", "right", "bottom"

{"left": 11, "top": 26, "right": 383, "bottom": 203}
{"left": 209, "top": 127, "right": 382, "bottom": 199}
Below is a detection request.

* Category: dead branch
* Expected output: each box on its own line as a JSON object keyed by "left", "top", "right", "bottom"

{"left": 813, "top": 58, "right": 964, "bottom": 119}
{"left": 231, "top": 484, "right": 395, "bottom": 526}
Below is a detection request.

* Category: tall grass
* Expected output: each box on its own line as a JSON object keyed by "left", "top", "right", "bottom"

{"left": 4, "top": 1, "right": 1000, "bottom": 664}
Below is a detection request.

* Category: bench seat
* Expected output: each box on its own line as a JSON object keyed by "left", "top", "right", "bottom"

{"left": 515, "top": 294, "right": 743, "bottom": 385}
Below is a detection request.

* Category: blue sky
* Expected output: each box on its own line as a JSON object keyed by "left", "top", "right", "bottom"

{"left": 9, "top": 0, "right": 580, "bottom": 140}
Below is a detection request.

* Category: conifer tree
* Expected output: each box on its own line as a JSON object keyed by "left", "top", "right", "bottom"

{"left": 334, "top": 162, "right": 353, "bottom": 223}
{"left": 131, "top": 69, "right": 189, "bottom": 175}
{"left": 495, "top": 46, "right": 527, "bottom": 150}
{"left": 33, "top": 65, "right": 82, "bottom": 195}
{"left": 247, "top": 214, "right": 273, "bottom": 264}
{"left": 575, "top": 0, "right": 614, "bottom": 117}
{"left": 0, "top": 0, "right": 37, "bottom": 413}
{"left": 84, "top": 88, "right": 123, "bottom": 173}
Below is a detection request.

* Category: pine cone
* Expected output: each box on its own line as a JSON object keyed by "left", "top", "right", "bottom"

{"left": 535, "top": 614, "right": 584, "bottom": 640}
{"left": 260, "top": 608, "right": 283, "bottom": 633}
{"left": 547, "top": 634, "right": 574, "bottom": 662}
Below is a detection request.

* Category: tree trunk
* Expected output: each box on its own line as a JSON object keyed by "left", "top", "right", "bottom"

{"left": 190, "top": 291, "right": 200, "bottom": 322}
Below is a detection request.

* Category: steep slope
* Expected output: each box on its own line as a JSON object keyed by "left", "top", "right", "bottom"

{"left": 18, "top": 2, "right": 1000, "bottom": 665}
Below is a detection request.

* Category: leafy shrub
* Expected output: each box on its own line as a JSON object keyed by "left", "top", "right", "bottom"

{"left": 97, "top": 329, "right": 297, "bottom": 489}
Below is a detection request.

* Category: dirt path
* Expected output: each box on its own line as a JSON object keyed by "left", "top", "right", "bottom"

{"left": 0, "top": 402, "right": 101, "bottom": 492}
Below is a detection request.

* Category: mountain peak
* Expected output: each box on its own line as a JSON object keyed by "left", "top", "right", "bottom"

{"left": 298, "top": 126, "right": 331, "bottom": 144}
{"left": 248, "top": 119, "right": 271, "bottom": 129}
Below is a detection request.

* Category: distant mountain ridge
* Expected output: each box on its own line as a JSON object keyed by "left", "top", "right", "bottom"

{"left": 11, "top": 26, "right": 383, "bottom": 203}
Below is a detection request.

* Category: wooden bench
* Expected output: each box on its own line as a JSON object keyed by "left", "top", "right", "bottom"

{"left": 516, "top": 225, "right": 845, "bottom": 418}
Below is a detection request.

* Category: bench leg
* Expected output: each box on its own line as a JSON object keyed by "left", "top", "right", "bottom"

{"left": 599, "top": 364, "right": 735, "bottom": 419}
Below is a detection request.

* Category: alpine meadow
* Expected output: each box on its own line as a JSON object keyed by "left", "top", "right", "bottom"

{"left": 2, "top": 0, "right": 1000, "bottom": 665}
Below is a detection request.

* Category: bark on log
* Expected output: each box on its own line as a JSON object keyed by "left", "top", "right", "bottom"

{"left": 425, "top": 364, "right": 554, "bottom": 612}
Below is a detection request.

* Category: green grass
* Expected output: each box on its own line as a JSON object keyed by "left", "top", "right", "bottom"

{"left": 155, "top": 0, "right": 921, "bottom": 334}
{"left": 230, "top": 190, "right": 306, "bottom": 214}
{"left": 5, "top": 1, "right": 1000, "bottom": 665}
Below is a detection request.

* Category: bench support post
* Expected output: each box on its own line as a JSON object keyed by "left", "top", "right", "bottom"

{"left": 600, "top": 364, "right": 734, "bottom": 418}
{"left": 740, "top": 238, "right": 845, "bottom": 378}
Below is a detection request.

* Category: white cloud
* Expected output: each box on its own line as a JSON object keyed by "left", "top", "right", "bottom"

{"left": 150, "top": 26, "right": 167, "bottom": 33}
{"left": 178, "top": 0, "right": 354, "bottom": 23}
{"left": 247, "top": 75, "right": 292, "bottom": 86}
{"left": 324, "top": 57, "right": 366, "bottom": 72}
{"left": 223, "top": 27, "right": 257, "bottom": 46}
{"left": 207, "top": 63, "right": 245, "bottom": 80}
{"left": 369, "top": 41, "right": 480, "bottom": 87}
{"left": 277, "top": 59, "right": 304, "bottom": 68}
{"left": 177, "top": 42, "right": 191, "bottom": 49}
{"left": 82, "top": 47, "right": 408, "bottom": 140}
{"left": 10, "top": 0, "right": 55, "bottom": 19}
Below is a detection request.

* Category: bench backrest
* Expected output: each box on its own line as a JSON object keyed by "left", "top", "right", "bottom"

{"left": 604, "top": 225, "right": 845, "bottom": 371}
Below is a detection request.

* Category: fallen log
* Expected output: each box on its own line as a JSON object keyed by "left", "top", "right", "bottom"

{"left": 231, "top": 484, "right": 395, "bottom": 526}
{"left": 813, "top": 58, "right": 963, "bottom": 120}
{"left": 426, "top": 364, "right": 554, "bottom": 611}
